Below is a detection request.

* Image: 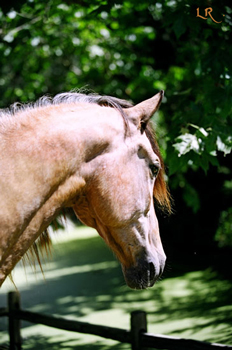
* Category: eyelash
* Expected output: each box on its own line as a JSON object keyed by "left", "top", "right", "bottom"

{"left": 149, "top": 163, "right": 160, "bottom": 178}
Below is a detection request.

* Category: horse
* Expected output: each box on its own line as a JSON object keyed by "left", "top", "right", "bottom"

{"left": 0, "top": 90, "right": 171, "bottom": 289}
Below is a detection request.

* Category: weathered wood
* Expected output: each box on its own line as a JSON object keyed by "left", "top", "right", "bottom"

{"left": 131, "top": 311, "right": 147, "bottom": 350}
{"left": 8, "top": 292, "right": 21, "bottom": 350}
{"left": 0, "top": 308, "right": 8, "bottom": 317}
{"left": 14, "top": 309, "right": 131, "bottom": 344}
{"left": 5, "top": 292, "right": 232, "bottom": 350}
{"left": 141, "top": 332, "right": 232, "bottom": 350}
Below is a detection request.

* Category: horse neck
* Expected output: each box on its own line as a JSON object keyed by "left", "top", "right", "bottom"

{"left": 1, "top": 105, "right": 84, "bottom": 199}
{"left": 0, "top": 104, "right": 113, "bottom": 271}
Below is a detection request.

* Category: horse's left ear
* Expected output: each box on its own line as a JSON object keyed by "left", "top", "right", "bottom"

{"left": 123, "top": 90, "right": 164, "bottom": 131}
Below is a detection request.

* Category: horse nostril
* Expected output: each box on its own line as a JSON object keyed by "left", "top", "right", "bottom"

{"left": 148, "top": 262, "right": 155, "bottom": 282}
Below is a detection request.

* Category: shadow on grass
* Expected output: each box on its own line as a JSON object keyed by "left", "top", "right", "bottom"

{"left": 0, "top": 233, "right": 232, "bottom": 348}
{"left": 23, "top": 335, "right": 129, "bottom": 350}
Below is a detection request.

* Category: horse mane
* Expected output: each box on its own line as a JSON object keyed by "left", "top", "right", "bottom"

{"left": 4, "top": 91, "right": 171, "bottom": 275}
{"left": 145, "top": 124, "right": 172, "bottom": 214}
{"left": 0, "top": 92, "right": 132, "bottom": 121}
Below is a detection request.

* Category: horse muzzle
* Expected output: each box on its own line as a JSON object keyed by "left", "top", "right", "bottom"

{"left": 122, "top": 253, "right": 166, "bottom": 289}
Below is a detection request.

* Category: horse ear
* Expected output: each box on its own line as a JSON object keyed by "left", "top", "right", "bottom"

{"left": 123, "top": 90, "right": 164, "bottom": 131}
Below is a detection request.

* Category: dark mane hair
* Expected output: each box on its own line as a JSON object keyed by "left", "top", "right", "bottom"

{"left": 0, "top": 92, "right": 132, "bottom": 118}
{"left": 5, "top": 92, "right": 171, "bottom": 275}
{"left": 145, "top": 125, "right": 172, "bottom": 214}
{"left": 0, "top": 92, "right": 133, "bottom": 131}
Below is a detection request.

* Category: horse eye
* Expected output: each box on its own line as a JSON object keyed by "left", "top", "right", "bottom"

{"left": 149, "top": 163, "right": 160, "bottom": 177}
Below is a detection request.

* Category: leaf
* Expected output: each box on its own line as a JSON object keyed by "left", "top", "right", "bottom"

{"left": 208, "top": 155, "right": 219, "bottom": 167}
{"left": 199, "top": 155, "right": 209, "bottom": 174}
{"left": 173, "top": 16, "right": 186, "bottom": 39}
{"left": 173, "top": 134, "right": 201, "bottom": 157}
{"left": 167, "top": 151, "right": 188, "bottom": 176}
{"left": 183, "top": 183, "right": 201, "bottom": 213}
{"left": 188, "top": 124, "right": 208, "bottom": 137}
{"left": 216, "top": 136, "right": 232, "bottom": 156}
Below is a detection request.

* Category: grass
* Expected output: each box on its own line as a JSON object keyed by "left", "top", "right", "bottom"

{"left": 0, "top": 225, "right": 232, "bottom": 349}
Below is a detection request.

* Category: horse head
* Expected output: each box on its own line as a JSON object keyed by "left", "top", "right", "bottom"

{"left": 73, "top": 91, "right": 170, "bottom": 289}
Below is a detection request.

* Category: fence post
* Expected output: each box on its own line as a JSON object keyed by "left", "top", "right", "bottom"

{"left": 131, "top": 311, "right": 147, "bottom": 350}
{"left": 8, "top": 291, "right": 22, "bottom": 350}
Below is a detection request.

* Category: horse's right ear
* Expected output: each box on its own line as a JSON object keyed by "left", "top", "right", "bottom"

{"left": 123, "top": 91, "right": 164, "bottom": 131}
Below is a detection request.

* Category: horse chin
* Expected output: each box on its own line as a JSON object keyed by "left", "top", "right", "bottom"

{"left": 121, "top": 255, "right": 166, "bottom": 289}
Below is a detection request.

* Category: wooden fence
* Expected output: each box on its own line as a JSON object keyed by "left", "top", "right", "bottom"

{"left": 0, "top": 291, "right": 231, "bottom": 350}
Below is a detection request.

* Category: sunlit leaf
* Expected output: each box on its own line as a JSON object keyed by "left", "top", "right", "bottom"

{"left": 173, "top": 134, "right": 201, "bottom": 156}
{"left": 216, "top": 136, "right": 232, "bottom": 156}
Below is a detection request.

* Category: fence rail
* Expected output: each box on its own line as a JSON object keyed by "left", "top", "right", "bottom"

{"left": 0, "top": 292, "right": 231, "bottom": 350}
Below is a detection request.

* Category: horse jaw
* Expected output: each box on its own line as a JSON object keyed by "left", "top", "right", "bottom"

{"left": 74, "top": 202, "right": 166, "bottom": 290}
{"left": 110, "top": 211, "right": 166, "bottom": 289}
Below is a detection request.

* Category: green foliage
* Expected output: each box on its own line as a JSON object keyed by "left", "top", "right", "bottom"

{"left": 215, "top": 208, "right": 232, "bottom": 248}
{"left": 0, "top": 0, "right": 231, "bottom": 248}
